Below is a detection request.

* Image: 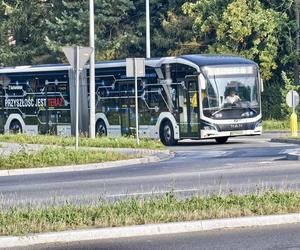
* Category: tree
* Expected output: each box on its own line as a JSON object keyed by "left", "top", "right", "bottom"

{"left": 0, "top": 0, "right": 53, "bottom": 66}
{"left": 183, "top": 0, "right": 287, "bottom": 80}
{"left": 46, "top": 0, "right": 135, "bottom": 62}
{"left": 153, "top": 0, "right": 197, "bottom": 56}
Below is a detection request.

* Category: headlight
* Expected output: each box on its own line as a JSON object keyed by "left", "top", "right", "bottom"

{"left": 241, "top": 111, "right": 256, "bottom": 118}
{"left": 241, "top": 112, "right": 250, "bottom": 118}
{"left": 214, "top": 113, "right": 223, "bottom": 118}
{"left": 255, "top": 120, "right": 262, "bottom": 127}
{"left": 203, "top": 125, "right": 217, "bottom": 130}
{"left": 201, "top": 120, "right": 218, "bottom": 131}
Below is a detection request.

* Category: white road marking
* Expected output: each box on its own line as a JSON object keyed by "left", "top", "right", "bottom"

{"left": 279, "top": 148, "right": 300, "bottom": 155}
{"left": 105, "top": 188, "right": 202, "bottom": 198}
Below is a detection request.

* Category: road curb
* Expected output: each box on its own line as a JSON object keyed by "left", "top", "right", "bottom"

{"left": 0, "top": 150, "right": 172, "bottom": 177}
{"left": 270, "top": 138, "right": 300, "bottom": 160}
{"left": 287, "top": 152, "right": 300, "bottom": 160}
{"left": 264, "top": 130, "right": 290, "bottom": 134}
{"left": 271, "top": 138, "right": 300, "bottom": 145}
{"left": 1, "top": 213, "right": 300, "bottom": 248}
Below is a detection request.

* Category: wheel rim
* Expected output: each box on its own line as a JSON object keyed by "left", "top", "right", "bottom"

{"left": 10, "top": 123, "right": 21, "bottom": 133}
{"left": 97, "top": 123, "right": 107, "bottom": 136}
{"left": 163, "top": 125, "right": 171, "bottom": 142}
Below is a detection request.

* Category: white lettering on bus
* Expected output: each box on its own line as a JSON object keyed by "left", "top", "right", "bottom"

{"left": 4, "top": 98, "right": 47, "bottom": 108}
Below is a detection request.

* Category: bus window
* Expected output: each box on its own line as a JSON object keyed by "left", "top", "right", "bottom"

{"left": 0, "top": 85, "right": 4, "bottom": 132}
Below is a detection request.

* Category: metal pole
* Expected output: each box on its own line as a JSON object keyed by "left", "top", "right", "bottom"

{"left": 76, "top": 46, "right": 80, "bottom": 150}
{"left": 295, "top": 0, "right": 300, "bottom": 85}
{"left": 134, "top": 58, "right": 140, "bottom": 145}
{"left": 146, "top": 0, "right": 151, "bottom": 58}
{"left": 89, "top": 0, "right": 96, "bottom": 138}
{"left": 293, "top": 91, "right": 295, "bottom": 113}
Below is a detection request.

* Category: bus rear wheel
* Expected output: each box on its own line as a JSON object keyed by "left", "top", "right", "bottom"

{"left": 215, "top": 137, "right": 229, "bottom": 144}
{"left": 96, "top": 120, "right": 107, "bottom": 137}
{"left": 9, "top": 120, "right": 23, "bottom": 134}
{"left": 160, "top": 120, "right": 177, "bottom": 146}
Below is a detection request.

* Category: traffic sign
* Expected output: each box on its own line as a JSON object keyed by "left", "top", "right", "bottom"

{"left": 63, "top": 47, "right": 93, "bottom": 70}
{"left": 63, "top": 46, "right": 93, "bottom": 150}
{"left": 126, "top": 58, "right": 145, "bottom": 77}
{"left": 286, "top": 90, "right": 299, "bottom": 110}
{"left": 126, "top": 58, "right": 145, "bottom": 146}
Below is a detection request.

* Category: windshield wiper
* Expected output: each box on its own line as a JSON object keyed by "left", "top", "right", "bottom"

{"left": 246, "top": 106, "right": 258, "bottom": 115}
{"left": 211, "top": 107, "right": 231, "bottom": 116}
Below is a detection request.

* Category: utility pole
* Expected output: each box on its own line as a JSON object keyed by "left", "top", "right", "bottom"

{"left": 134, "top": 58, "right": 140, "bottom": 145}
{"left": 75, "top": 46, "right": 80, "bottom": 150}
{"left": 89, "top": 0, "right": 96, "bottom": 138}
{"left": 146, "top": 0, "right": 151, "bottom": 58}
{"left": 295, "top": 0, "right": 300, "bottom": 85}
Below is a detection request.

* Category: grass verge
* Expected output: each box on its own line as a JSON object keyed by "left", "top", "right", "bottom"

{"left": 263, "top": 119, "right": 300, "bottom": 131}
{"left": 0, "top": 134, "right": 164, "bottom": 150}
{"left": 1, "top": 191, "right": 300, "bottom": 236}
{"left": 0, "top": 147, "right": 135, "bottom": 170}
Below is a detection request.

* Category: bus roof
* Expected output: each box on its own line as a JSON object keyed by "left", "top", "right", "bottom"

{"left": 0, "top": 64, "right": 70, "bottom": 74}
{"left": 93, "top": 55, "right": 256, "bottom": 70}
{"left": 0, "top": 54, "right": 256, "bottom": 74}
{"left": 180, "top": 54, "right": 256, "bottom": 67}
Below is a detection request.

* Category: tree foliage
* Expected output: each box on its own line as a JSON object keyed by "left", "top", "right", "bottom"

{"left": 46, "top": 0, "right": 135, "bottom": 61}
{"left": 0, "top": 0, "right": 54, "bottom": 65}
{"left": 183, "top": 0, "right": 288, "bottom": 80}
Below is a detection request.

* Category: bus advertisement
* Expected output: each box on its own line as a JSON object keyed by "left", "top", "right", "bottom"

{"left": 0, "top": 55, "right": 262, "bottom": 145}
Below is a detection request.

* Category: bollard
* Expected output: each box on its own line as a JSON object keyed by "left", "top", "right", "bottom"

{"left": 290, "top": 112, "right": 298, "bottom": 138}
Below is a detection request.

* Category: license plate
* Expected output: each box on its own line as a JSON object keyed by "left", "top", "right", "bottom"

{"left": 230, "top": 131, "right": 244, "bottom": 136}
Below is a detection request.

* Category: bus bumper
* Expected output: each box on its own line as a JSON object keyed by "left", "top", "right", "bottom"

{"left": 201, "top": 126, "right": 262, "bottom": 139}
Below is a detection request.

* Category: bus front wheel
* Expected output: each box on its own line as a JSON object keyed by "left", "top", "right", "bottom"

{"left": 96, "top": 120, "right": 107, "bottom": 137}
{"left": 9, "top": 120, "right": 23, "bottom": 134}
{"left": 160, "top": 120, "right": 177, "bottom": 146}
{"left": 215, "top": 137, "right": 229, "bottom": 144}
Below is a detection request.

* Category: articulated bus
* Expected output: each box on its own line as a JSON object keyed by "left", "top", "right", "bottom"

{"left": 0, "top": 55, "right": 262, "bottom": 145}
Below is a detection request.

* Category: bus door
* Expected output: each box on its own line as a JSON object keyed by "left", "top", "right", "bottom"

{"left": 37, "top": 78, "right": 70, "bottom": 134}
{"left": 178, "top": 76, "right": 200, "bottom": 138}
{"left": 119, "top": 81, "right": 137, "bottom": 136}
{"left": 0, "top": 85, "right": 4, "bottom": 132}
{"left": 44, "top": 81, "right": 59, "bottom": 134}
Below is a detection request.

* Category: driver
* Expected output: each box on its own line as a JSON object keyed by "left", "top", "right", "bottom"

{"left": 226, "top": 90, "right": 240, "bottom": 104}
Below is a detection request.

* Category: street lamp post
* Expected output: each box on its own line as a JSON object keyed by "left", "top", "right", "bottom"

{"left": 89, "top": 0, "right": 96, "bottom": 138}
{"left": 146, "top": 0, "right": 151, "bottom": 58}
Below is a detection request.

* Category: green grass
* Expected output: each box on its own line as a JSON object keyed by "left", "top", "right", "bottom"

{"left": 0, "top": 147, "right": 135, "bottom": 170}
{"left": 0, "top": 134, "right": 164, "bottom": 150}
{"left": 263, "top": 119, "right": 300, "bottom": 131}
{"left": 263, "top": 119, "right": 300, "bottom": 140}
{"left": 1, "top": 191, "right": 300, "bottom": 236}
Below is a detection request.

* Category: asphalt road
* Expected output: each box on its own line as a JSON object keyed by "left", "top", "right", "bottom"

{"left": 0, "top": 133, "right": 300, "bottom": 208}
{"left": 15, "top": 223, "right": 300, "bottom": 250}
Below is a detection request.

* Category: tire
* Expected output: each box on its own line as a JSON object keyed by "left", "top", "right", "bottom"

{"left": 160, "top": 120, "right": 177, "bottom": 146}
{"left": 96, "top": 120, "right": 107, "bottom": 137}
{"left": 215, "top": 137, "right": 229, "bottom": 144}
{"left": 9, "top": 120, "right": 23, "bottom": 134}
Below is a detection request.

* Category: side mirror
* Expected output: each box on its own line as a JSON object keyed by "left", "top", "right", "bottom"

{"left": 260, "top": 78, "right": 264, "bottom": 93}
{"left": 199, "top": 74, "right": 207, "bottom": 90}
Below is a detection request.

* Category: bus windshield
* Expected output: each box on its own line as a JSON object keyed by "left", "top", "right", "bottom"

{"left": 201, "top": 65, "right": 260, "bottom": 119}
